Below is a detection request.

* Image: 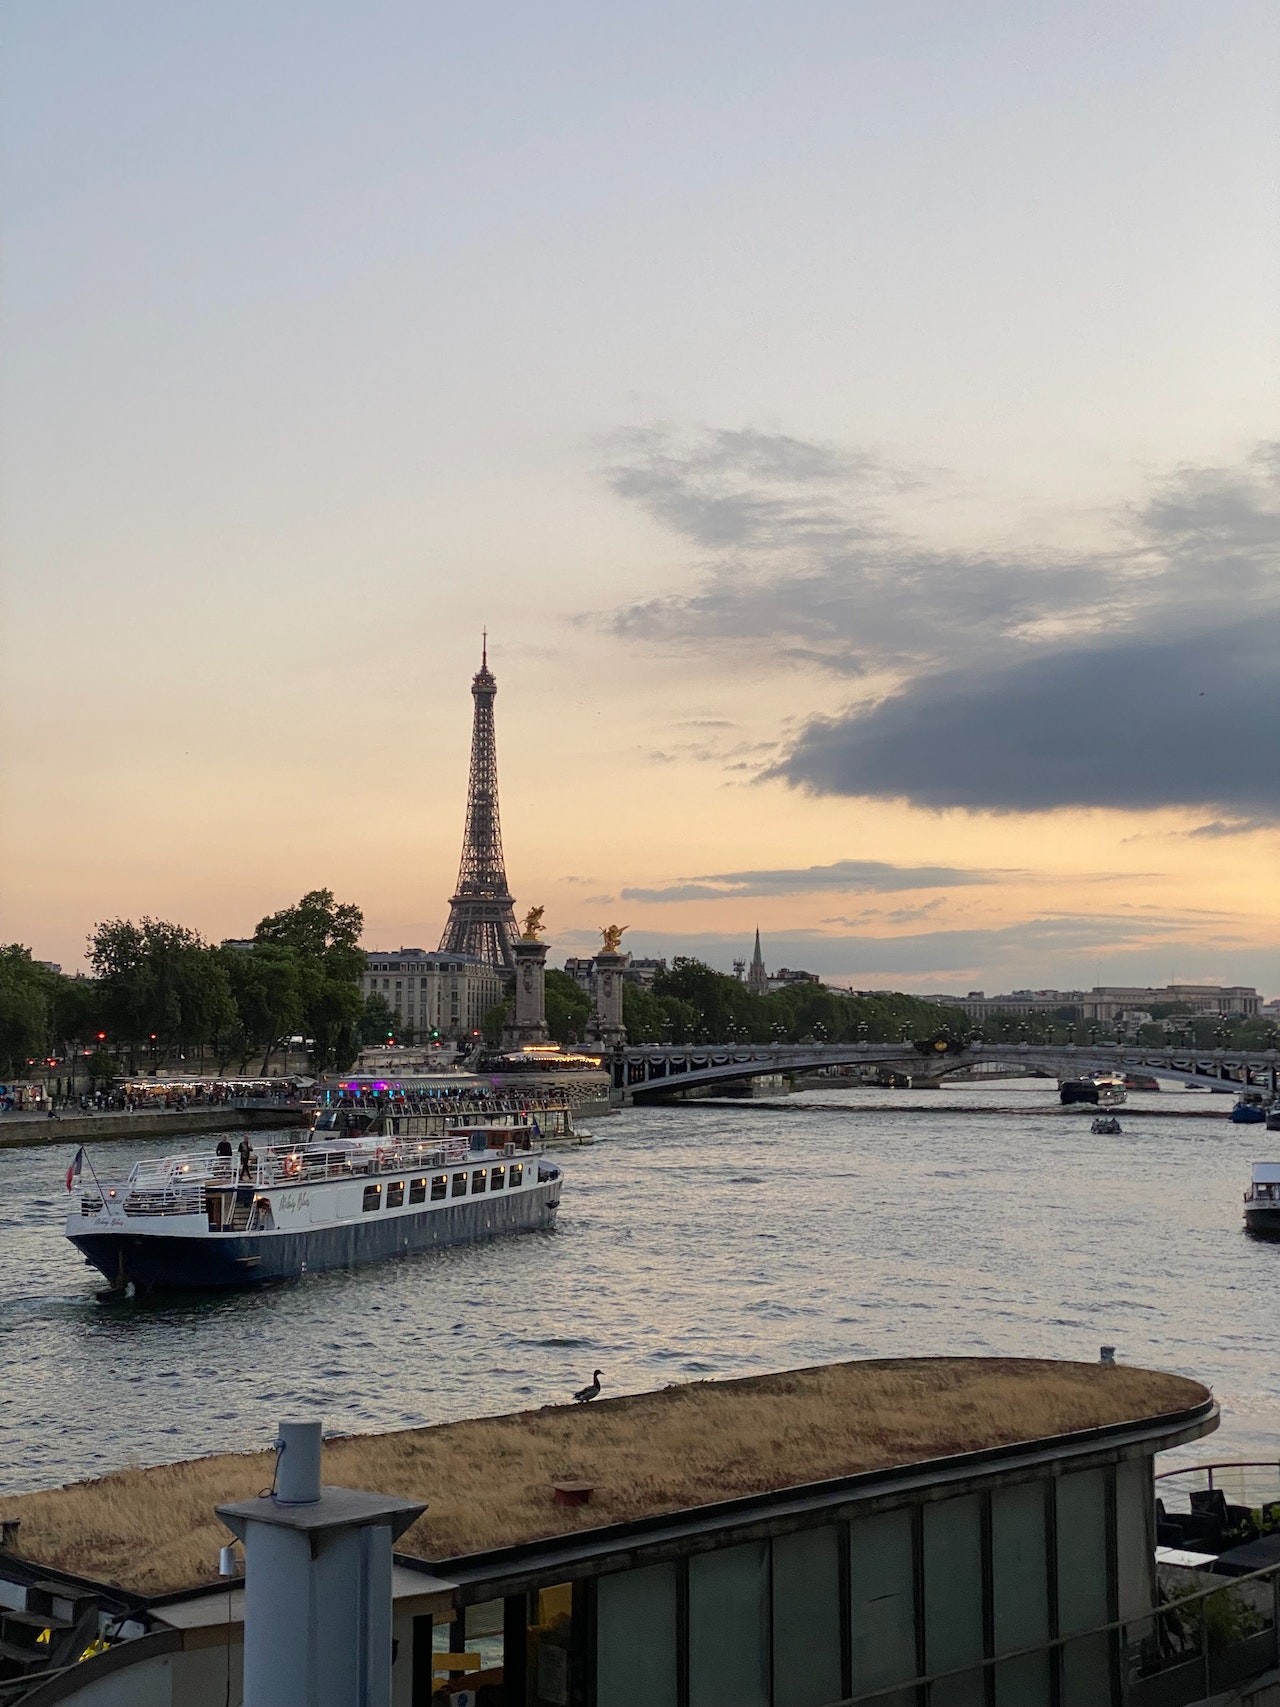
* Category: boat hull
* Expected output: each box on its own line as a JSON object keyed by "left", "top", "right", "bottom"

{"left": 1244, "top": 1204, "right": 1280, "bottom": 1240}
{"left": 69, "top": 1178, "right": 561, "bottom": 1290}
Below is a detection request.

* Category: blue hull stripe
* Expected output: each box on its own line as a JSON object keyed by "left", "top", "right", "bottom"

{"left": 69, "top": 1182, "right": 562, "bottom": 1289}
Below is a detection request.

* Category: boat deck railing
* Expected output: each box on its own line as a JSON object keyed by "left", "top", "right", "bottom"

{"left": 79, "top": 1132, "right": 540, "bottom": 1218}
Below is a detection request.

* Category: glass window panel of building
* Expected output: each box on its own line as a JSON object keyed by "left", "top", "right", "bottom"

{"left": 924, "top": 1494, "right": 985, "bottom": 1707}
{"left": 991, "top": 1481, "right": 1051, "bottom": 1707}
{"left": 596, "top": 1563, "right": 678, "bottom": 1707}
{"left": 688, "top": 1542, "right": 770, "bottom": 1707}
{"left": 850, "top": 1508, "right": 918, "bottom": 1704}
{"left": 773, "top": 1527, "right": 842, "bottom": 1707}
{"left": 1056, "top": 1468, "right": 1112, "bottom": 1707}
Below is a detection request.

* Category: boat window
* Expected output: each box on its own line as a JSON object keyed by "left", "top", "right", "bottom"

{"left": 362, "top": 1183, "right": 382, "bottom": 1213}
{"left": 472, "top": 1169, "right": 487, "bottom": 1194}
{"left": 451, "top": 1173, "right": 468, "bottom": 1198}
{"left": 409, "top": 1177, "right": 427, "bottom": 1205}
{"left": 386, "top": 1180, "right": 405, "bottom": 1209}
{"left": 490, "top": 1166, "right": 505, "bottom": 1191}
{"left": 431, "top": 1175, "right": 447, "bottom": 1201}
{"left": 511, "top": 1164, "right": 523, "bottom": 1186}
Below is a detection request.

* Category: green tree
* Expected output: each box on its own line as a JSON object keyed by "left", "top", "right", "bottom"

{"left": 86, "top": 1045, "right": 116, "bottom": 1085}
{"left": 621, "top": 980, "right": 667, "bottom": 1042}
{"left": 359, "top": 993, "right": 399, "bottom": 1045}
{"left": 218, "top": 943, "right": 305, "bottom": 1074}
{"left": 0, "top": 946, "right": 54, "bottom": 1075}
{"left": 253, "top": 890, "right": 365, "bottom": 1072}
{"left": 545, "top": 969, "right": 591, "bottom": 1044}
{"left": 481, "top": 994, "right": 512, "bottom": 1044}
{"left": 88, "top": 918, "right": 236, "bottom": 1070}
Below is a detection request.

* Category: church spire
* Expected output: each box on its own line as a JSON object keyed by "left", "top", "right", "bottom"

{"left": 746, "top": 927, "right": 768, "bottom": 996}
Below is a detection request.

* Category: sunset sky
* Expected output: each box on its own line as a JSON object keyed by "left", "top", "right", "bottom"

{"left": 2, "top": 1, "right": 1276, "bottom": 994}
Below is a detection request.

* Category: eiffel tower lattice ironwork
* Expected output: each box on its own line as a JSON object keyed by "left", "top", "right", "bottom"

{"left": 439, "top": 637, "right": 519, "bottom": 970}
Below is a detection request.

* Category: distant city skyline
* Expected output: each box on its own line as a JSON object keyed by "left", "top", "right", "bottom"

{"left": 2, "top": 2, "right": 1276, "bottom": 993}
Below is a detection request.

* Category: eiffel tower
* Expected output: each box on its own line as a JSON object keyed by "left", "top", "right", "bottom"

{"left": 438, "top": 636, "right": 519, "bottom": 970}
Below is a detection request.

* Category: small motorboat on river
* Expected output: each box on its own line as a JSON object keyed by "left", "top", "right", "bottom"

{"left": 1091, "top": 1115, "right": 1123, "bottom": 1135}
{"left": 65, "top": 1099, "right": 570, "bottom": 1292}
{"left": 1230, "top": 1092, "right": 1268, "bottom": 1125}
{"left": 1243, "top": 1162, "right": 1280, "bottom": 1239}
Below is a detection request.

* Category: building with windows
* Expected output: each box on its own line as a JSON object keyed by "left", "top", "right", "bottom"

{"left": 769, "top": 967, "right": 822, "bottom": 992}
{"left": 1, "top": 1354, "right": 1236, "bottom": 1707}
{"left": 361, "top": 949, "right": 503, "bottom": 1041}
{"left": 563, "top": 956, "right": 667, "bottom": 993}
{"left": 922, "top": 984, "right": 1261, "bottom": 1022}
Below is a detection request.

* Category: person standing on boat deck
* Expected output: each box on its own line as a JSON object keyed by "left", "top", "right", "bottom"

{"left": 215, "top": 1136, "right": 233, "bottom": 1179}
{"left": 237, "top": 1135, "right": 254, "bottom": 1180}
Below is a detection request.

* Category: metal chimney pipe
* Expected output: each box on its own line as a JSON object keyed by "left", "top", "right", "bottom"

{"left": 274, "top": 1420, "right": 322, "bottom": 1504}
{"left": 217, "top": 1419, "right": 426, "bottom": 1707}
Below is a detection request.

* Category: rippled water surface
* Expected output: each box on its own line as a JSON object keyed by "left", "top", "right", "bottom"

{"left": 2, "top": 1082, "right": 1276, "bottom": 1493}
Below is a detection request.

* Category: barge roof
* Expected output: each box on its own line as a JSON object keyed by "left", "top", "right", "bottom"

{"left": 0, "top": 1357, "right": 1209, "bottom": 1596}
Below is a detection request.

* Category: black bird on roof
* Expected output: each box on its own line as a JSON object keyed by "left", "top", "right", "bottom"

{"left": 573, "top": 1370, "right": 603, "bottom": 1403}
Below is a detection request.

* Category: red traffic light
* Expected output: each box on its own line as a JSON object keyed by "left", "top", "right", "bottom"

{"left": 96, "top": 1032, "right": 106, "bottom": 1041}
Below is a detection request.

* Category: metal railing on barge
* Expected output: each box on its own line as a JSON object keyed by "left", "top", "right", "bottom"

{"left": 79, "top": 1130, "right": 540, "bottom": 1219}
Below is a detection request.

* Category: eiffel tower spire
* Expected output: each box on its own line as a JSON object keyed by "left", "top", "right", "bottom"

{"left": 438, "top": 640, "right": 519, "bottom": 970}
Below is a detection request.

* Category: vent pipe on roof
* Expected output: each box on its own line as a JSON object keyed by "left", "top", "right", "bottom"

{"left": 274, "top": 1420, "right": 322, "bottom": 1505}
{"left": 216, "top": 1419, "right": 426, "bottom": 1707}
{"left": 1100, "top": 1345, "right": 1116, "bottom": 1364}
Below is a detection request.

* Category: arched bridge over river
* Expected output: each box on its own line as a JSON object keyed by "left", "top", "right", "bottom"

{"left": 611, "top": 1040, "right": 1280, "bottom": 1103}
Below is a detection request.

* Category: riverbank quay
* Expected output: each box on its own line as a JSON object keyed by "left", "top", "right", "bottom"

{"left": 0, "top": 1357, "right": 1229, "bottom": 1707}
{"left": 0, "top": 1105, "right": 307, "bottom": 1149}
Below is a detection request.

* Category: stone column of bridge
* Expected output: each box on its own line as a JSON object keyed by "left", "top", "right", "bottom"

{"left": 591, "top": 950, "right": 627, "bottom": 1048}
{"left": 502, "top": 938, "right": 550, "bottom": 1048}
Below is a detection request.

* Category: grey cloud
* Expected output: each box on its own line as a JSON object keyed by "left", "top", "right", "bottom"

{"left": 620, "top": 858, "right": 1001, "bottom": 903}
{"left": 772, "top": 620, "right": 1280, "bottom": 815}
{"left": 603, "top": 430, "right": 1280, "bottom": 815}
{"left": 1186, "top": 818, "right": 1276, "bottom": 839}
{"left": 621, "top": 884, "right": 732, "bottom": 902}
{"left": 560, "top": 914, "right": 1272, "bottom": 990}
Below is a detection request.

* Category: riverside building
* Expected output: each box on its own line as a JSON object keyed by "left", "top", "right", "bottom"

{"left": 923, "top": 984, "right": 1261, "bottom": 1022}
{"left": 0, "top": 1355, "right": 1244, "bottom": 1707}
{"left": 361, "top": 949, "right": 503, "bottom": 1040}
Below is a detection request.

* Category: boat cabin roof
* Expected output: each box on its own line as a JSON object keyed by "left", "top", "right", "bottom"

{"left": 1252, "top": 1162, "right": 1280, "bottom": 1183}
{"left": 0, "top": 1357, "right": 1209, "bottom": 1597}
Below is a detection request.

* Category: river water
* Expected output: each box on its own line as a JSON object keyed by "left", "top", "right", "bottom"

{"left": 1, "top": 1082, "right": 1276, "bottom": 1495}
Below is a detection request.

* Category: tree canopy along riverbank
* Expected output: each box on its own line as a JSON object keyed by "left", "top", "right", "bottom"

{"left": 0, "top": 890, "right": 368, "bottom": 1079}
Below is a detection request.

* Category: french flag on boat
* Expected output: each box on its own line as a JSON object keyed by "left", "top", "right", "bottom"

{"left": 65, "top": 1147, "right": 84, "bottom": 1193}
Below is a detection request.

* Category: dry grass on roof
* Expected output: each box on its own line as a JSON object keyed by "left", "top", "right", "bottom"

{"left": 1, "top": 1357, "right": 1207, "bottom": 1596}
